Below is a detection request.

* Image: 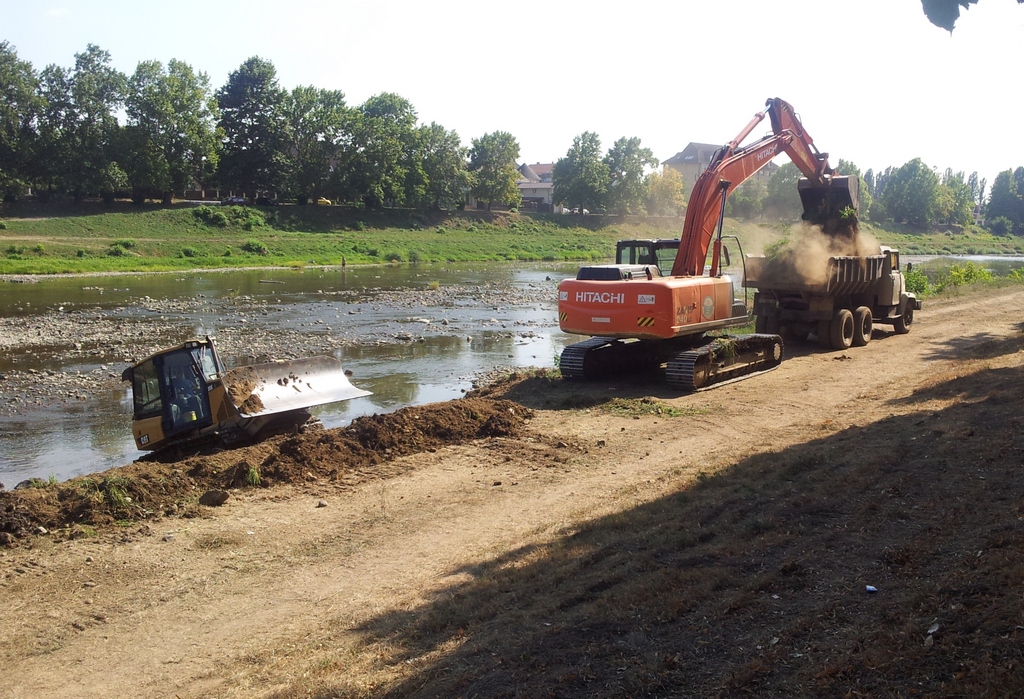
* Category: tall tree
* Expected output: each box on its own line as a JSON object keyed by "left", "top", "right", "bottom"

{"left": 284, "top": 85, "right": 348, "bottom": 204}
{"left": 0, "top": 42, "right": 41, "bottom": 201}
{"left": 879, "top": 158, "right": 940, "bottom": 226}
{"left": 342, "top": 92, "right": 418, "bottom": 208}
{"left": 35, "top": 45, "right": 126, "bottom": 201}
{"left": 937, "top": 169, "right": 974, "bottom": 226}
{"left": 217, "top": 57, "right": 287, "bottom": 197}
{"left": 552, "top": 131, "right": 608, "bottom": 213}
{"left": 414, "top": 122, "right": 472, "bottom": 210}
{"left": 762, "top": 162, "right": 802, "bottom": 219}
{"left": 645, "top": 167, "right": 686, "bottom": 216}
{"left": 725, "top": 179, "right": 765, "bottom": 219}
{"left": 986, "top": 168, "right": 1023, "bottom": 233}
{"left": 603, "top": 136, "right": 657, "bottom": 215}
{"left": 123, "top": 59, "right": 220, "bottom": 203}
{"left": 468, "top": 131, "right": 521, "bottom": 211}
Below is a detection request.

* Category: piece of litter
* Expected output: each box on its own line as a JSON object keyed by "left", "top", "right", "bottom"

{"left": 928, "top": 622, "right": 940, "bottom": 635}
{"left": 865, "top": 585, "right": 878, "bottom": 593}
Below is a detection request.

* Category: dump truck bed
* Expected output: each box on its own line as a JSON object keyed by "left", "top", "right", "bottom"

{"left": 744, "top": 254, "right": 886, "bottom": 295}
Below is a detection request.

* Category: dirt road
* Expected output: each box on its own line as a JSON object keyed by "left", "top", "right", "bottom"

{"left": 3, "top": 284, "right": 1024, "bottom": 697}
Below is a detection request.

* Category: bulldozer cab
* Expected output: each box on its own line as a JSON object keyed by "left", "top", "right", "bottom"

{"left": 126, "top": 343, "right": 219, "bottom": 440}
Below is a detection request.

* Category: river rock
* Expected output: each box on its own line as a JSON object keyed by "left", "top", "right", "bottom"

{"left": 199, "top": 490, "right": 230, "bottom": 507}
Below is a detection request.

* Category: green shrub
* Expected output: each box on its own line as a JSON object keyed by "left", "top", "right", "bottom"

{"left": 181, "top": 246, "right": 199, "bottom": 258}
{"left": 936, "top": 262, "right": 992, "bottom": 291}
{"left": 408, "top": 250, "right": 421, "bottom": 263}
{"left": 33, "top": 243, "right": 45, "bottom": 254}
{"left": 987, "top": 216, "right": 1013, "bottom": 237}
{"left": 0, "top": 220, "right": 7, "bottom": 230}
{"left": 5, "top": 244, "right": 26, "bottom": 255}
{"left": 76, "top": 249, "right": 87, "bottom": 258}
{"left": 904, "top": 267, "right": 929, "bottom": 295}
{"left": 107, "top": 244, "right": 130, "bottom": 257}
{"left": 242, "top": 239, "right": 268, "bottom": 255}
{"left": 113, "top": 238, "right": 137, "bottom": 249}
{"left": 384, "top": 251, "right": 403, "bottom": 262}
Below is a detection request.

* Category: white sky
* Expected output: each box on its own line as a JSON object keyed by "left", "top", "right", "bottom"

{"left": 3, "top": 0, "right": 1021, "bottom": 189}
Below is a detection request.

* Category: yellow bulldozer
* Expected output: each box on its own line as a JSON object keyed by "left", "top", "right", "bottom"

{"left": 120, "top": 337, "right": 370, "bottom": 452}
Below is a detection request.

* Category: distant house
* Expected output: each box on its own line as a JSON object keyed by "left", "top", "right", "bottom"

{"left": 517, "top": 162, "right": 564, "bottom": 213}
{"left": 663, "top": 142, "right": 777, "bottom": 198}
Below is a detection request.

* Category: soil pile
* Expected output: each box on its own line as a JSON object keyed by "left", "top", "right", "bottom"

{"left": 0, "top": 397, "right": 531, "bottom": 539}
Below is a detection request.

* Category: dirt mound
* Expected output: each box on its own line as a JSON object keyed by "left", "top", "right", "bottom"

{"left": 0, "top": 398, "right": 531, "bottom": 542}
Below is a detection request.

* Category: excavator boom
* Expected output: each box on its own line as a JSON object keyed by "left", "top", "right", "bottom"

{"left": 671, "top": 98, "right": 856, "bottom": 277}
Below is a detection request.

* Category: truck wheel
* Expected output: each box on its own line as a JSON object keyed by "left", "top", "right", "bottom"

{"left": 817, "top": 320, "right": 832, "bottom": 349}
{"left": 829, "top": 309, "right": 854, "bottom": 350}
{"left": 853, "top": 306, "right": 873, "bottom": 347}
{"left": 894, "top": 304, "right": 914, "bottom": 334}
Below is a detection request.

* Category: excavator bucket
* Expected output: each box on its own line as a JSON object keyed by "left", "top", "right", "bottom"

{"left": 798, "top": 175, "right": 859, "bottom": 235}
{"left": 222, "top": 357, "right": 371, "bottom": 418}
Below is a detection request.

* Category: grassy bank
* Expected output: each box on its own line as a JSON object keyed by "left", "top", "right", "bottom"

{"left": 1, "top": 201, "right": 1022, "bottom": 275}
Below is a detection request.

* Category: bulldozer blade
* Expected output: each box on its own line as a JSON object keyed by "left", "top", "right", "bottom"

{"left": 798, "top": 175, "right": 859, "bottom": 233}
{"left": 222, "top": 357, "right": 371, "bottom": 418}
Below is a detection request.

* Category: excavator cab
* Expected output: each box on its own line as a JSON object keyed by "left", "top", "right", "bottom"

{"left": 798, "top": 175, "right": 859, "bottom": 235}
{"left": 615, "top": 239, "right": 681, "bottom": 276}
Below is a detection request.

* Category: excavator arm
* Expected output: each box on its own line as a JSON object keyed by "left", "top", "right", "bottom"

{"left": 670, "top": 98, "right": 852, "bottom": 277}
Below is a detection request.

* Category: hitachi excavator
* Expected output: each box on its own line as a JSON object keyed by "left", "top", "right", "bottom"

{"left": 557, "top": 97, "right": 857, "bottom": 390}
{"left": 121, "top": 337, "right": 370, "bottom": 452}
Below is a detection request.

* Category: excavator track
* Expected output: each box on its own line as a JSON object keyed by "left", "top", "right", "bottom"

{"left": 559, "top": 337, "right": 667, "bottom": 381}
{"left": 665, "top": 333, "right": 783, "bottom": 391}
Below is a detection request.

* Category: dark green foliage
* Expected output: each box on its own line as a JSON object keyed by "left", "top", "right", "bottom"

{"left": 553, "top": 132, "right": 608, "bottom": 213}
{"left": 192, "top": 205, "right": 265, "bottom": 230}
{"left": 241, "top": 238, "right": 268, "bottom": 255}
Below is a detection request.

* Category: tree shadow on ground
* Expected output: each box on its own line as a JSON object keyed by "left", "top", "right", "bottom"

{"left": 923, "top": 324, "right": 1024, "bottom": 362}
{"left": 291, "top": 362, "right": 1024, "bottom": 698}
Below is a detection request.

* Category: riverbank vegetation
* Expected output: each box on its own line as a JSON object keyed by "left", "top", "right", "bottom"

{"left": 3, "top": 203, "right": 1024, "bottom": 276}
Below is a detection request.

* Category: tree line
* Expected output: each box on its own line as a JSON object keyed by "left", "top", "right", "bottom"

{"left": 2, "top": 42, "right": 1022, "bottom": 233}
{"left": 0, "top": 43, "right": 525, "bottom": 210}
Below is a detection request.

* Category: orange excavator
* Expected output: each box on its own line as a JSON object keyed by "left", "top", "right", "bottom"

{"left": 557, "top": 97, "right": 857, "bottom": 390}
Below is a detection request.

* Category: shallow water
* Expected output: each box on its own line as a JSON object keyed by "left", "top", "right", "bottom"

{"left": 0, "top": 262, "right": 581, "bottom": 484}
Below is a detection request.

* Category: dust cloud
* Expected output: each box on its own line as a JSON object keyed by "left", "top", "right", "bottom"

{"left": 758, "top": 222, "right": 881, "bottom": 287}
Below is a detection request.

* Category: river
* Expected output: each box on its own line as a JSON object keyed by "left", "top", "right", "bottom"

{"left": 0, "top": 262, "right": 581, "bottom": 485}
{"left": 3, "top": 253, "right": 1022, "bottom": 486}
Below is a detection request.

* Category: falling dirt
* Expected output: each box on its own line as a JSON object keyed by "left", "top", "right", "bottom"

{"left": 755, "top": 221, "right": 883, "bottom": 287}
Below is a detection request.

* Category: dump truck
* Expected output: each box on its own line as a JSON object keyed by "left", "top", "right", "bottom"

{"left": 558, "top": 97, "right": 856, "bottom": 390}
{"left": 746, "top": 244, "right": 920, "bottom": 349}
{"left": 120, "top": 337, "right": 370, "bottom": 452}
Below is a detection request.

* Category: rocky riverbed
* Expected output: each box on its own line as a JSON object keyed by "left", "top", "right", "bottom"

{"left": 0, "top": 270, "right": 561, "bottom": 431}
